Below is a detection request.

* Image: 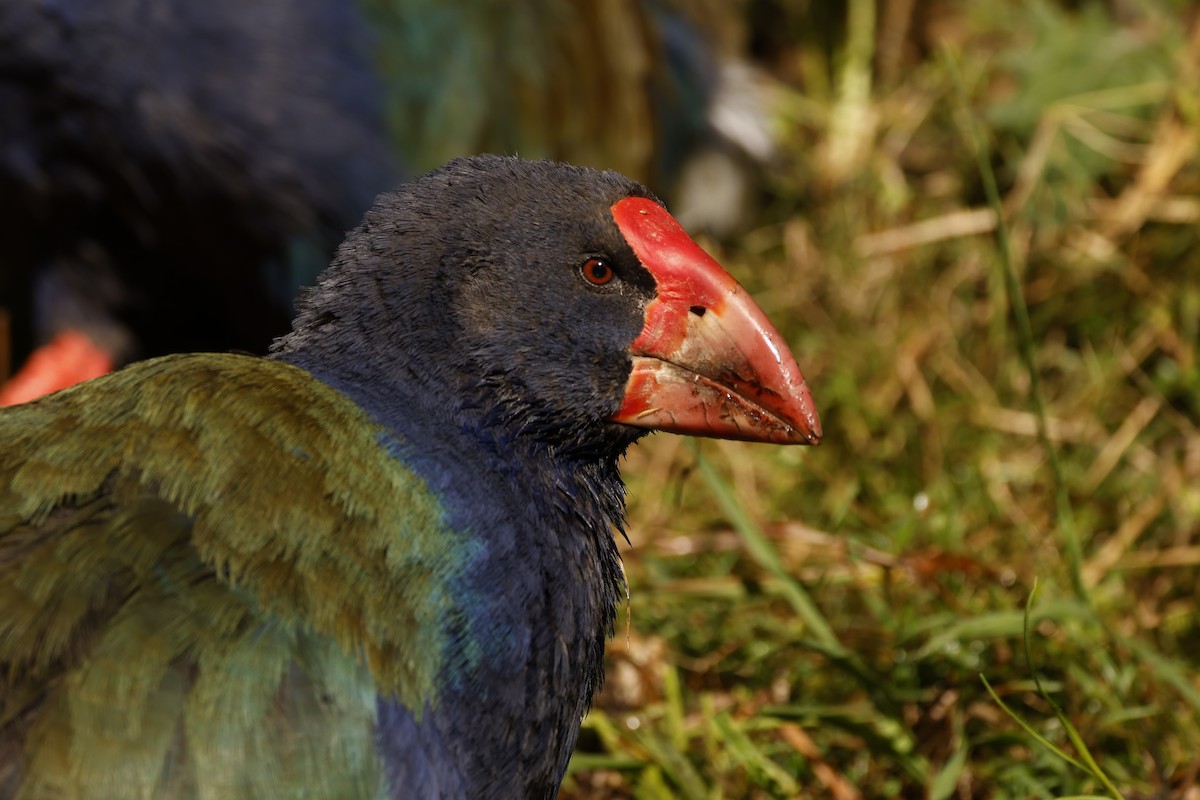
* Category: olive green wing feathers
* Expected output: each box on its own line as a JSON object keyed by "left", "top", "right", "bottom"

{"left": 0, "top": 354, "right": 463, "bottom": 799}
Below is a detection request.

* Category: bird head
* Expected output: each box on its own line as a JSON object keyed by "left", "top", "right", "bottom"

{"left": 277, "top": 155, "right": 821, "bottom": 455}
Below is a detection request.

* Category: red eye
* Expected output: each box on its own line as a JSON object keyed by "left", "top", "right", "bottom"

{"left": 581, "top": 257, "right": 614, "bottom": 286}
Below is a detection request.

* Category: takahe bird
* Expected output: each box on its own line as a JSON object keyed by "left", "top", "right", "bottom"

{"left": 0, "top": 156, "right": 820, "bottom": 799}
{"left": 0, "top": 0, "right": 400, "bottom": 404}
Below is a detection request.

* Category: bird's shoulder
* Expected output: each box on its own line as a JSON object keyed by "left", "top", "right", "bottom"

{"left": 2, "top": 352, "right": 469, "bottom": 706}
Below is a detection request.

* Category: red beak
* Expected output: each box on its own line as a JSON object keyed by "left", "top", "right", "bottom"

{"left": 609, "top": 197, "right": 822, "bottom": 445}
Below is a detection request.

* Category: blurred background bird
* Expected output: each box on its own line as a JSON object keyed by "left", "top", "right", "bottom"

{"left": 0, "top": 0, "right": 775, "bottom": 404}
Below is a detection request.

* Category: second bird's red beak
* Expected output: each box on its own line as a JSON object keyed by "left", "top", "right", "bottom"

{"left": 608, "top": 197, "right": 822, "bottom": 446}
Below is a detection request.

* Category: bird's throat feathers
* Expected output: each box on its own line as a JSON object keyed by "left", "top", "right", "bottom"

{"left": 364, "top": 390, "right": 631, "bottom": 796}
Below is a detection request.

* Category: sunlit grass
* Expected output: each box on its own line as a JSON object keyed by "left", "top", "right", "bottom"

{"left": 564, "top": 2, "right": 1200, "bottom": 797}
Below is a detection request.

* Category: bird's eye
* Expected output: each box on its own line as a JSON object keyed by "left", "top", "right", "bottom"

{"left": 581, "top": 257, "right": 615, "bottom": 286}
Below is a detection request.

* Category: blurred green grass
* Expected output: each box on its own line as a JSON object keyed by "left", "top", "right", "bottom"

{"left": 564, "top": 1, "right": 1200, "bottom": 797}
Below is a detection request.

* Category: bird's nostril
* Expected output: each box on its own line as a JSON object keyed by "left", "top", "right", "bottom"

{"left": 689, "top": 306, "right": 706, "bottom": 317}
